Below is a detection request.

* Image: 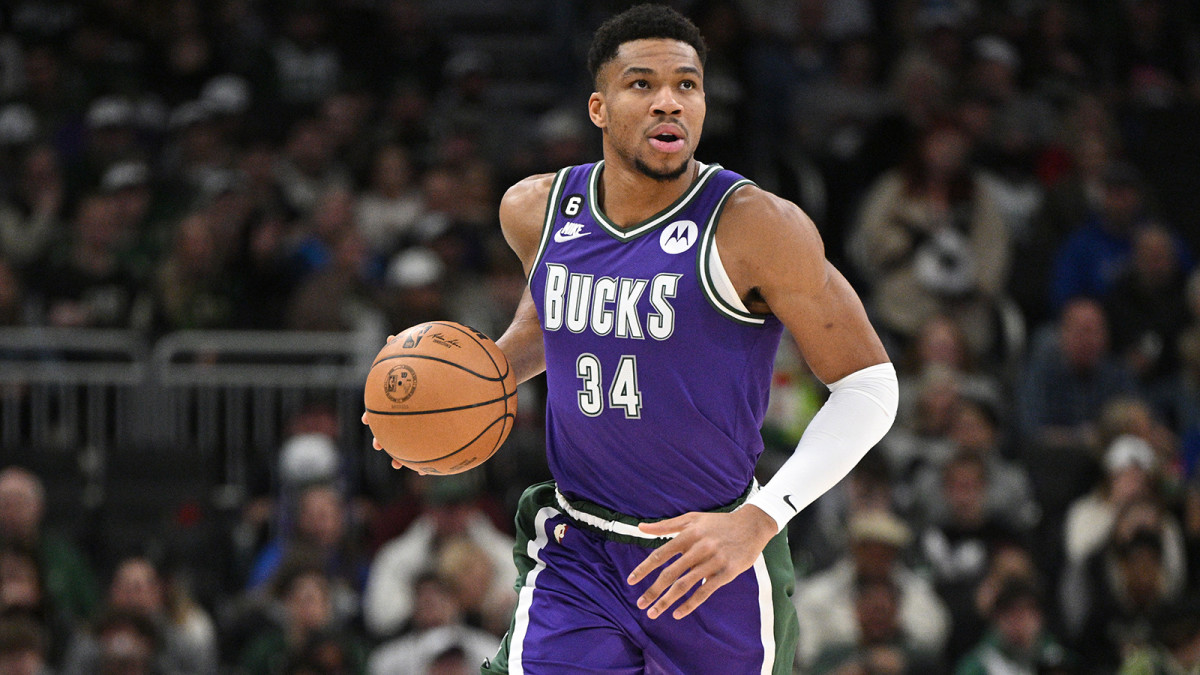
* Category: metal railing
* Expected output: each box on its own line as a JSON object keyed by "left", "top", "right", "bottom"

{"left": 0, "top": 327, "right": 381, "bottom": 499}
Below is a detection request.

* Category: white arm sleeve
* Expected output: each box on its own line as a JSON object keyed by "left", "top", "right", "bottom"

{"left": 744, "top": 362, "right": 898, "bottom": 532}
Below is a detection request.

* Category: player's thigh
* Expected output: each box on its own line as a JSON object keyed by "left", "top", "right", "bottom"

{"left": 639, "top": 529, "right": 799, "bottom": 675}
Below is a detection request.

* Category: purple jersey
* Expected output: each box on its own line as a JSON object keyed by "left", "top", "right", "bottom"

{"left": 529, "top": 161, "right": 784, "bottom": 518}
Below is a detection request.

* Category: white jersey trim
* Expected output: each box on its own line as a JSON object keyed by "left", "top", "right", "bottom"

{"left": 707, "top": 239, "right": 751, "bottom": 314}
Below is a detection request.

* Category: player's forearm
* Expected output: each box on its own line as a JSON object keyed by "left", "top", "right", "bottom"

{"left": 745, "top": 362, "right": 898, "bottom": 531}
{"left": 498, "top": 313, "right": 546, "bottom": 385}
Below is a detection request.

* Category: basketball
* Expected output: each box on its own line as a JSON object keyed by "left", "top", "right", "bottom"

{"left": 364, "top": 321, "right": 517, "bottom": 475}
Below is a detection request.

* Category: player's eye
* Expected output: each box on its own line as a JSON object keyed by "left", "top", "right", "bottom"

{"left": 680, "top": 80, "right": 696, "bottom": 90}
{"left": 632, "top": 79, "right": 650, "bottom": 89}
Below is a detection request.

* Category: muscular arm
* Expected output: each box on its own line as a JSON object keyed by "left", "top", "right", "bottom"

{"left": 495, "top": 174, "right": 555, "bottom": 384}
{"left": 718, "top": 185, "right": 889, "bottom": 383}
{"left": 630, "top": 187, "right": 897, "bottom": 621}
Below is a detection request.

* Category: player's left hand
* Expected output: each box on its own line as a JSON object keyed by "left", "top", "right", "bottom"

{"left": 626, "top": 505, "right": 777, "bottom": 620}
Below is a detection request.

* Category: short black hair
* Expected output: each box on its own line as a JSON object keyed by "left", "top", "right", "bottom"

{"left": 587, "top": 4, "right": 707, "bottom": 85}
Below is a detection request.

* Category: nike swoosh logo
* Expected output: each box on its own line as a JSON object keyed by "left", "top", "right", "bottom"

{"left": 783, "top": 495, "right": 798, "bottom": 512}
{"left": 554, "top": 229, "right": 590, "bottom": 242}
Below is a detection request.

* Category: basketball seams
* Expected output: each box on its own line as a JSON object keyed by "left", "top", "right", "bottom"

{"left": 370, "top": 353, "right": 506, "bottom": 381}
{"left": 391, "top": 413, "right": 516, "bottom": 466}
{"left": 365, "top": 389, "right": 516, "bottom": 415}
{"left": 428, "top": 320, "right": 508, "bottom": 380}
{"left": 425, "top": 323, "right": 516, "bottom": 461}
{"left": 366, "top": 319, "right": 517, "bottom": 473}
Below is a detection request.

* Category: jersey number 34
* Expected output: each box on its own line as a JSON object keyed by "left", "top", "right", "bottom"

{"left": 575, "top": 354, "right": 642, "bottom": 418}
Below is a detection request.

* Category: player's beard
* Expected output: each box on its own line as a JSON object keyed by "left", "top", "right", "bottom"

{"left": 634, "top": 156, "right": 691, "bottom": 182}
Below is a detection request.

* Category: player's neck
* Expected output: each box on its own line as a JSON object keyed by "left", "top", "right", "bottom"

{"left": 597, "top": 158, "right": 700, "bottom": 229}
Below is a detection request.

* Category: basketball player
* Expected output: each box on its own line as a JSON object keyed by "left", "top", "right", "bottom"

{"left": 366, "top": 5, "right": 898, "bottom": 673}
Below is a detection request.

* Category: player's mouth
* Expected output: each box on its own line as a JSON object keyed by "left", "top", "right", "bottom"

{"left": 647, "top": 124, "right": 686, "bottom": 153}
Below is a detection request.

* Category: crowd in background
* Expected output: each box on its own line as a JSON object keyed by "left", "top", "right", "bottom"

{"left": 2, "top": 0, "right": 1200, "bottom": 673}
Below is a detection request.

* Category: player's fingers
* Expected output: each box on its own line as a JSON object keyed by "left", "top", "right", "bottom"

{"left": 646, "top": 566, "right": 710, "bottom": 620}
{"left": 670, "top": 571, "right": 729, "bottom": 620}
{"left": 391, "top": 458, "right": 405, "bottom": 470}
{"left": 636, "top": 547, "right": 702, "bottom": 610}
{"left": 637, "top": 512, "right": 695, "bottom": 536}
{"left": 361, "top": 411, "right": 369, "bottom": 425}
{"left": 372, "top": 437, "right": 384, "bottom": 451}
{"left": 627, "top": 539, "right": 686, "bottom": 586}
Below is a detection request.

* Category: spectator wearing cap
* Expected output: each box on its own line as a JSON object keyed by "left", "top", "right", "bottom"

{"left": 1050, "top": 161, "right": 1193, "bottom": 310}
{"left": 794, "top": 510, "right": 950, "bottom": 669}
{"left": 1062, "top": 497, "right": 1188, "bottom": 672}
{"left": 1065, "top": 437, "right": 1185, "bottom": 583}
{"left": 363, "top": 475, "right": 516, "bottom": 641}
{"left": 77, "top": 95, "right": 143, "bottom": 192}
{"left": 954, "top": 578, "right": 1074, "bottom": 675}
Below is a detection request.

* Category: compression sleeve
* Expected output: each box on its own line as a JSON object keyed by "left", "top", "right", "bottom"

{"left": 744, "top": 362, "right": 898, "bottom": 532}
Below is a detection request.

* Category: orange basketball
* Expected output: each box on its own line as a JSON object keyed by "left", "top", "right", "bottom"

{"left": 364, "top": 321, "right": 517, "bottom": 475}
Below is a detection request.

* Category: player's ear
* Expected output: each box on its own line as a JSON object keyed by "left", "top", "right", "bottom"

{"left": 588, "top": 92, "right": 606, "bottom": 129}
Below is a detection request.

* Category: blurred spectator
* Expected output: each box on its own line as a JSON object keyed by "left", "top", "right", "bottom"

{"left": 0, "top": 467, "right": 99, "bottom": 624}
{"left": 62, "top": 555, "right": 216, "bottom": 675}
{"left": 954, "top": 578, "right": 1074, "bottom": 675}
{"left": 367, "top": 571, "right": 498, "bottom": 675}
{"left": 0, "top": 143, "right": 65, "bottom": 270}
{"left": 274, "top": 117, "right": 352, "bottom": 218}
{"left": 910, "top": 392, "right": 1039, "bottom": 532}
{"left": 794, "top": 510, "right": 950, "bottom": 669}
{"left": 850, "top": 119, "right": 1012, "bottom": 359}
{"left": 0, "top": 543, "right": 77, "bottom": 667}
{"left": 1117, "top": 596, "right": 1200, "bottom": 675}
{"left": 150, "top": 212, "right": 233, "bottom": 333}
{"left": 30, "top": 193, "right": 149, "bottom": 329}
{"left": 792, "top": 451, "right": 898, "bottom": 577}
{"left": 0, "top": 610, "right": 52, "bottom": 675}
{"left": 0, "top": 258, "right": 24, "bottom": 326}
{"left": 1050, "top": 162, "right": 1191, "bottom": 311}
{"left": 355, "top": 144, "right": 424, "bottom": 256}
{"left": 1063, "top": 436, "right": 1181, "bottom": 570}
{"left": 264, "top": 3, "right": 343, "bottom": 120}
{"left": 1062, "top": 498, "right": 1187, "bottom": 672}
{"left": 880, "top": 365, "right": 961, "bottom": 481}
{"left": 363, "top": 475, "right": 516, "bottom": 641}
{"left": 61, "top": 609, "right": 165, "bottom": 675}
{"left": 238, "top": 559, "right": 366, "bottom": 675}
{"left": 1018, "top": 298, "right": 1138, "bottom": 454}
{"left": 1105, "top": 224, "right": 1191, "bottom": 386}
{"left": 809, "top": 576, "right": 943, "bottom": 675}
{"left": 247, "top": 482, "right": 366, "bottom": 619}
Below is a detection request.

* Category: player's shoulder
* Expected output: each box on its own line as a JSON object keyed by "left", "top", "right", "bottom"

{"left": 500, "top": 172, "right": 559, "bottom": 218}
{"left": 721, "top": 182, "right": 819, "bottom": 243}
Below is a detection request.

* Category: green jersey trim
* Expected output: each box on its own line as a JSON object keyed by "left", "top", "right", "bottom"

{"left": 586, "top": 161, "right": 723, "bottom": 241}
{"left": 529, "top": 167, "right": 571, "bottom": 278}
{"left": 697, "top": 178, "right": 770, "bottom": 325}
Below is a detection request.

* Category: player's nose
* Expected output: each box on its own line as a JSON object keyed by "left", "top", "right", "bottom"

{"left": 651, "top": 88, "right": 683, "bottom": 117}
